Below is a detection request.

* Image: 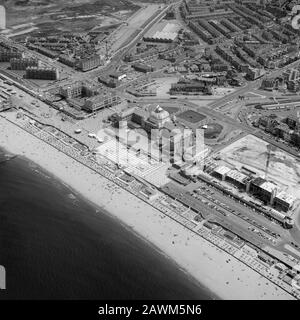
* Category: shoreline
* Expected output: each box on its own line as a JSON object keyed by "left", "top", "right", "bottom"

{"left": 0, "top": 116, "right": 295, "bottom": 300}
{"left": 0, "top": 140, "right": 217, "bottom": 301}
{"left": 0, "top": 146, "right": 216, "bottom": 300}
{"left": 6, "top": 148, "right": 218, "bottom": 300}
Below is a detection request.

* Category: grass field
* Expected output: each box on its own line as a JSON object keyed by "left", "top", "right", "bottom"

{"left": 177, "top": 110, "right": 207, "bottom": 124}
{"left": 1, "top": 0, "right": 139, "bottom": 36}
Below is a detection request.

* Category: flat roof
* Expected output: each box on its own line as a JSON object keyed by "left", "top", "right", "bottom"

{"left": 140, "top": 186, "right": 158, "bottom": 197}
{"left": 133, "top": 108, "right": 148, "bottom": 119}
{"left": 153, "top": 32, "right": 177, "bottom": 41}
{"left": 213, "top": 165, "right": 231, "bottom": 176}
{"left": 144, "top": 21, "right": 180, "bottom": 41}
{"left": 86, "top": 92, "right": 117, "bottom": 102}
{"left": 110, "top": 72, "right": 126, "bottom": 77}
{"left": 260, "top": 181, "right": 278, "bottom": 193}
{"left": 226, "top": 169, "right": 249, "bottom": 184}
{"left": 275, "top": 191, "right": 295, "bottom": 205}
{"left": 119, "top": 107, "right": 136, "bottom": 118}
{"left": 252, "top": 177, "right": 266, "bottom": 187}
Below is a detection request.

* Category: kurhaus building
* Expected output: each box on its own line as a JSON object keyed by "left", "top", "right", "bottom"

{"left": 110, "top": 105, "right": 196, "bottom": 162}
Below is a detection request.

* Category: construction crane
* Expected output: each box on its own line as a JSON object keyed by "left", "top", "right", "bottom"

{"left": 105, "top": 40, "right": 112, "bottom": 60}
{"left": 264, "top": 144, "right": 276, "bottom": 179}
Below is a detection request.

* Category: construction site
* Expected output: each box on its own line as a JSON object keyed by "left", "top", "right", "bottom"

{"left": 216, "top": 134, "right": 300, "bottom": 209}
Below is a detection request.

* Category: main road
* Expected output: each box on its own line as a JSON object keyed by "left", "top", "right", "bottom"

{"left": 207, "top": 58, "right": 300, "bottom": 110}
{"left": 137, "top": 96, "right": 300, "bottom": 158}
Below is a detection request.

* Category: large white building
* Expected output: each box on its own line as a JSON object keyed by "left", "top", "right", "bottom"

{"left": 143, "top": 20, "right": 181, "bottom": 42}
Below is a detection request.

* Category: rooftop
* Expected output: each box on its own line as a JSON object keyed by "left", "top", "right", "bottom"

{"left": 275, "top": 191, "right": 296, "bottom": 205}
{"left": 226, "top": 169, "right": 249, "bottom": 184}
{"left": 260, "top": 181, "right": 278, "bottom": 193}
{"left": 133, "top": 108, "right": 148, "bottom": 119}
{"left": 118, "top": 107, "right": 136, "bottom": 118}
{"left": 251, "top": 177, "right": 266, "bottom": 187}
{"left": 213, "top": 165, "right": 231, "bottom": 176}
{"left": 144, "top": 20, "right": 180, "bottom": 41}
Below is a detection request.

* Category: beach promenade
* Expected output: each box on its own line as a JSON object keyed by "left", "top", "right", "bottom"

{"left": 0, "top": 114, "right": 296, "bottom": 300}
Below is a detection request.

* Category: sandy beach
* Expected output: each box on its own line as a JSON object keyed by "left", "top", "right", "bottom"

{"left": 0, "top": 116, "right": 295, "bottom": 300}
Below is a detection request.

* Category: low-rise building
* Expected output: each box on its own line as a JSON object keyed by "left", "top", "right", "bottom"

{"left": 285, "top": 114, "right": 300, "bottom": 130}
{"left": 250, "top": 178, "right": 278, "bottom": 204}
{"left": 261, "top": 77, "right": 277, "bottom": 91}
{"left": 77, "top": 54, "right": 102, "bottom": 71}
{"left": 287, "top": 80, "right": 300, "bottom": 92}
{"left": 143, "top": 21, "right": 180, "bottom": 43}
{"left": 58, "top": 54, "right": 76, "bottom": 67}
{"left": 139, "top": 186, "right": 159, "bottom": 201}
{"left": 226, "top": 169, "right": 251, "bottom": 190}
{"left": 132, "top": 63, "right": 155, "bottom": 73}
{"left": 212, "top": 165, "right": 231, "bottom": 181}
{"left": 246, "top": 66, "right": 265, "bottom": 81}
{"left": 60, "top": 82, "right": 97, "bottom": 99}
{"left": 275, "top": 123, "right": 292, "bottom": 142}
{"left": 25, "top": 67, "right": 59, "bottom": 80}
{"left": 10, "top": 57, "right": 40, "bottom": 70}
{"left": 0, "top": 48, "right": 23, "bottom": 62}
{"left": 109, "top": 72, "right": 126, "bottom": 81}
{"left": 212, "top": 165, "right": 252, "bottom": 190}
{"left": 170, "top": 82, "right": 212, "bottom": 95}
{"left": 274, "top": 191, "right": 295, "bottom": 212}
{"left": 29, "top": 45, "right": 58, "bottom": 59}
{"left": 98, "top": 76, "right": 118, "bottom": 88}
{"left": 82, "top": 93, "right": 121, "bottom": 112}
